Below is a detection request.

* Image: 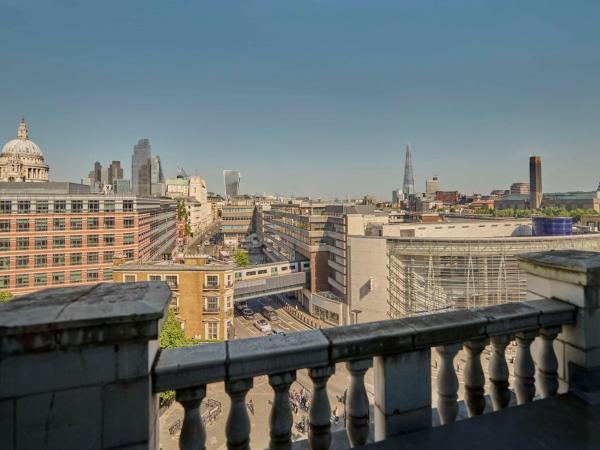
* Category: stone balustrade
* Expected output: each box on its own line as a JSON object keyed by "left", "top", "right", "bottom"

{"left": 1, "top": 249, "right": 599, "bottom": 450}
{"left": 153, "top": 298, "right": 575, "bottom": 449}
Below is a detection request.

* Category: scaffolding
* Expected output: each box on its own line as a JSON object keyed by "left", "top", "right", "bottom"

{"left": 388, "top": 235, "right": 600, "bottom": 318}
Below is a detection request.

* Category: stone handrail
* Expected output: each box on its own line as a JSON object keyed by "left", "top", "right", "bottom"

{"left": 153, "top": 298, "right": 575, "bottom": 450}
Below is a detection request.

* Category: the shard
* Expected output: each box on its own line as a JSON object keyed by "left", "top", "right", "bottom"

{"left": 402, "top": 143, "right": 414, "bottom": 197}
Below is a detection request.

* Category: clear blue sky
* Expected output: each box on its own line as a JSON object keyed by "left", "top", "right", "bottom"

{"left": 1, "top": 0, "right": 599, "bottom": 198}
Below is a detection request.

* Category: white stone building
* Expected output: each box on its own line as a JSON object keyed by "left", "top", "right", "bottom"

{"left": 165, "top": 174, "right": 213, "bottom": 234}
{"left": 0, "top": 117, "right": 49, "bottom": 182}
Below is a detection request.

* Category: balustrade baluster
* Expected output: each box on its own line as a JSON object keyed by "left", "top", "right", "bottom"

{"left": 463, "top": 339, "right": 488, "bottom": 416}
{"left": 489, "top": 335, "right": 511, "bottom": 411}
{"left": 309, "top": 364, "right": 335, "bottom": 450}
{"left": 515, "top": 331, "right": 537, "bottom": 404}
{"left": 269, "top": 371, "right": 296, "bottom": 450}
{"left": 345, "top": 359, "right": 371, "bottom": 447}
{"left": 435, "top": 344, "right": 461, "bottom": 424}
{"left": 225, "top": 378, "right": 253, "bottom": 450}
{"left": 537, "top": 326, "right": 561, "bottom": 398}
{"left": 176, "top": 386, "right": 207, "bottom": 450}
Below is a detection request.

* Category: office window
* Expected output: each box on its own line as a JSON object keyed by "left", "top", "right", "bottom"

{"left": 53, "top": 218, "right": 65, "bottom": 230}
{"left": 36, "top": 201, "right": 48, "bottom": 214}
{"left": 35, "top": 255, "right": 47, "bottom": 268}
{"left": 87, "top": 218, "right": 99, "bottom": 229}
{"left": 35, "top": 219, "right": 48, "bottom": 231}
{"left": 124, "top": 249, "right": 134, "bottom": 260}
{"left": 123, "top": 233, "right": 134, "bottom": 245}
{"left": 70, "top": 253, "right": 82, "bottom": 265}
{"left": 71, "top": 200, "right": 83, "bottom": 213}
{"left": 104, "top": 217, "right": 115, "bottom": 229}
{"left": 16, "top": 255, "right": 29, "bottom": 268}
{"left": 70, "top": 271, "right": 82, "bottom": 283}
{"left": 0, "top": 220, "right": 9, "bottom": 232}
{"left": 0, "top": 238, "right": 11, "bottom": 251}
{"left": 123, "top": 200, "right": 134, "bottom": 212}
{"left": 0, "top": 201, "right": 11, "bottom": 214}
{"left": 104, "top": 200, "right": 115, "bottom": 212}
{"left": 52, "top": 272, "right": 65, "bottom": 285}
{"left": 103, "top": 251, "right": 114, "bottom": 263}
{"left": 124, "top": 217, "right": 134, "bottom": 228}
{"left": 88, "top": 200, "right": 99, "bottom": 212}
{"left": 87, "top": 252, "right": 99, "bottom": 264}
{"left": 54, "top": 200, "right": 66, "bottom": 213}
{"left": 0, "top": 275, "right": 9, "bottom": 288}
{"left": 87, "top": 235, "right": 99, "bottom": 247}
{"left": 35, "top": 238, "right": 47, "bottom": 249}
{"left": 70, "top": 236, "right": 82, "bottom": 248}
{"left": 124, "top": 274, "right": 137, "bottom": 282}
{"left": 53, "top": 254, "right": 65, "bottom": 267}
{"left": 103, "top": 234, "right": 115, "bottom": 246}
{"left": 17, "top": 201, "right": 30, "bottom": 214}
{"left": 34, "top": 273, "right": 47, "bottom": 286}
{"left": 53, "top": 236, "right": 66, "bottom": 249}
{"left": 149, "top": 275, "right": 162, "bottom": 281}
{"left": 70, "top": 218, "right": 83, "bottom": 230}
{"left": 206, "top": 274, "right": 219, "bottom": 288}
{"left": 16, "top": 219, "right": 29, "bottom": 231}
{"left": 206, "top": 322, "right": 218, "bottom": 340}
{"left": 103, "top": 269, "right": 113, "bottom": 281}
{"left": 226, "top": 296, "right": 233, "bottom": 309}
{"left": 0, "top": 256, "right": 9, "bottom": 270}
{"left": 16, "top": 274, "right": 29, "bottom": 287}
{"left": 16, "top": 237, "right": 29, "bottom": 250}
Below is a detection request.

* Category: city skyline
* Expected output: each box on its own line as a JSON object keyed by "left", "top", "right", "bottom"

{"left": 1, "top": 1, "right": 600, "bottom": 197}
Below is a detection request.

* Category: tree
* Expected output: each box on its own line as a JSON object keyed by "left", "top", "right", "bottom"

{"left": 234, "top": 249, "right": 250, "bottom": 267}
{"left": 159, "top": 309, "right": 194, "bottom": 404}
{"left": 0, "top": 292, "right": 14, "bottom": 303}
{"left": 176, "top": 200, "right": 193, "bottom": 238}
{"left": 160, "top": 309, "right": 191, "bottom": 349}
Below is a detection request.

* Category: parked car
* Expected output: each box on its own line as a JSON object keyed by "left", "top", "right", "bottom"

{"left": 254, "top": 319, "right": 272, "bottom": 333}
{"left": 271, "top": 327, "right": 285, "bottom": 335}
{"left": 242, "top": 307, "right": 255, "bottom": 319}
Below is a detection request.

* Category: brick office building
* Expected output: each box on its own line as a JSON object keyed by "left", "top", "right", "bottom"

{"left": 0, "top": 182, "right": 176, "bottom": 295}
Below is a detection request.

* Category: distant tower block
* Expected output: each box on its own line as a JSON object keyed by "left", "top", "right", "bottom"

{"left": 402, "top": 143, "right": 415, "bottom": 197}
{"left": 529, "top": 155, "right": 543, "bottom": 209}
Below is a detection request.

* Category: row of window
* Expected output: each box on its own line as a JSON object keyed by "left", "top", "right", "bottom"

{"left": 0, "top": 270, "right": 113, "bottom": 288}
{"left": 0, "top": 199, "right": 134, "bottom": 214}
{"left": 122, "top": 273, "right": 233, "bottom": 290}
{"left": 0, "top": 250, "right": 135, "bottom": 269}
{"left": 0, "top": 217, "right": 135, "bottom": 232}
{"left": 0, "top": 234, "right": 135, "bottom": 250}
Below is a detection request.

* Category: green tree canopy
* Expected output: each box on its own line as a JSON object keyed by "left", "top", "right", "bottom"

{"left": 234, "top": 249, "right": 250, "bottom": 267}
{"left": 0, "top": 292, "right": 14, "bottom": 303}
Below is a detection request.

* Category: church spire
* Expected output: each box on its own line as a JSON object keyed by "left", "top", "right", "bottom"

{"left": 17, "top": 116, "right": 28, "bottom": 140}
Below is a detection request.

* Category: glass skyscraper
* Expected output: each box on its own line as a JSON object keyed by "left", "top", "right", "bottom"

{"left": 131, "top": 139, "right": 152, "bottom": 196}
{"left": 223, "top": 170, "right": 241, "bottom": 199}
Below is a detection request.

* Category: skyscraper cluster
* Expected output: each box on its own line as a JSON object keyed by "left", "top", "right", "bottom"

{"left": 83, "top": 160, "right": 127, "bottom": 193}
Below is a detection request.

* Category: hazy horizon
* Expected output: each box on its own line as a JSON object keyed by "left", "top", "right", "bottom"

{"left": 1, "top": 0, "right": 599, "bottom": 198}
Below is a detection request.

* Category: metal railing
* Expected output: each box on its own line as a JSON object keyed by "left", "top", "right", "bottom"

{"left": 153, "top": 298, "right": 575, "bottom": 450}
